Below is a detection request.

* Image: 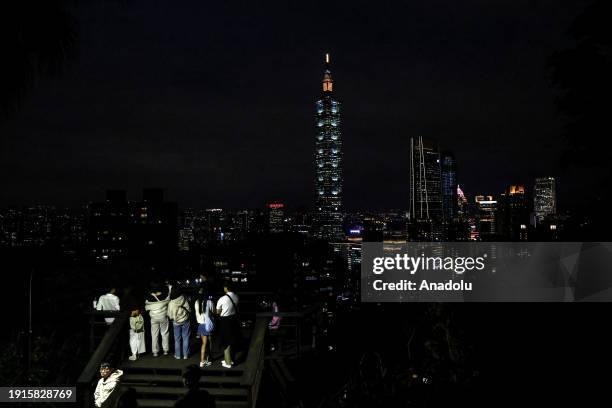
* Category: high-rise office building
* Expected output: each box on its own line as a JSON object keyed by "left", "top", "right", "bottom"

{"left": 475, "top": 195, "right": 497, "bottom": 238}
{"left": 498, "top": 185, "right": 529, "bottom": 241}
{"left": 441, "top": 152, "right": 458, "bottom": 222}
{"left": 267, "top": 203, "right": 285, "bottom": 233}
{"left": 88, "top": 188, "right": 177, "bottom": 263}
{"left": 408, "top": 137, "right": 443, "bottom": 223}
{"left": 534, "top": 177, "right": 556, "bottom": 223}
{"left": 314, "top": 54, "right": 343, "bottom": 240}
{"left": 89, "top": 189, "right": 129, "bottom": 261}
{"left": 130, "top": 188, "right": 178, "bottom": 261}
{"left": 178, "top": 209, "right": 195, "bottom": 251}
{"left": 457, "top": 185, "right": 468, "bottom": 219}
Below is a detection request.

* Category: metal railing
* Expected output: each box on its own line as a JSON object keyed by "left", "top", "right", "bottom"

{"left": 256, "top": 302, "right": 321, "bottom": 357}
{"left": 239, "top": 302, "right": 323, "bottom": 408}
{"left": 241, "top": 318, "right": 268, "bottom": 408}
{"left": 75, "top": 295, "right": 322, "bottom": 408}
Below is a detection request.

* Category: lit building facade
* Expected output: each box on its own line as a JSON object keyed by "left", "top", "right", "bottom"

{"left": 475, "top": 195, "right": 497, "bottom": 238}
{"left": 314, "top": 54, "right": 343, "bottom": 240}
{"left": 88, "top": 188, "right": 177, "bottom": 263}
{"left": 441, "top": 152, "right": 458, "bottom": 222}
{"left": 408, "top": 137, "right": 442, "bottom": 223}
{"left": 498, "top": 185, "right": 529, "bottom": 241}
{"left": 457, "top": 185, "right": 468, "bottom": 219}
{"left": 267, "top": 202, "right": 285, "bottom": 233}
{"left": 534, "top": 177, "right": 556, "bottom": 223}
{"left": 408, "top": 137, "right": 443, "bottom": 240}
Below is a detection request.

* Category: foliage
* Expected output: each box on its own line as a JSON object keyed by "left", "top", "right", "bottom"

{"left": 0, "top": 1, "right": 77, "bottom": 118}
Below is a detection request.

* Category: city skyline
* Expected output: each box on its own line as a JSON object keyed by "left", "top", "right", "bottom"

{"left": 1, "top": 3, "right": 610, "bottom": 406}
{"left": 0, "top": 0, "right": 588, "bottom": 211}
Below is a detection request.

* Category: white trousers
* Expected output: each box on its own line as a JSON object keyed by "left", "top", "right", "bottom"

{"left": 150, "top": 318, "right": 170, "bottom": 354}
{"left": 129, "top": 329, "right": 146, "bottom": 356}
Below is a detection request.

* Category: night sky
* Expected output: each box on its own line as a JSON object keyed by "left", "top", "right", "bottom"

{"left": 0, "top": 0, "right": 588, "bottom": 210}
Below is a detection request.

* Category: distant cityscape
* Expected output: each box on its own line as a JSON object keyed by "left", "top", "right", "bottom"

{"left": 0, "top": 176, "right": 570, "bottom": 253}
{"left": 0, "top": 56, "right": 583, "bottom": 284}
{"left": 3, "top": 3, "right": 609, "bottom": 407}
{"left": 2, "top": 55, "right": 586, "bottom": 255}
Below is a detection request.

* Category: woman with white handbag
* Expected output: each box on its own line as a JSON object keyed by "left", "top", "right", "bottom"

{"left": 195, "top": 288, "right": 215, "bottom": 367}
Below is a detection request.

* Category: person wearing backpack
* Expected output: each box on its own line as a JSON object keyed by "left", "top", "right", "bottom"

{"left": 216, "top": 282, "right": 240, "bottom": 368}
{"left": 195, "top": 288, "right": 215, "bottom": 367}
{"left": 168, "top": 287, "right": 192, "bottom": 359}
{"left": 128, "top": 309, "right": 145, "bottom": 361}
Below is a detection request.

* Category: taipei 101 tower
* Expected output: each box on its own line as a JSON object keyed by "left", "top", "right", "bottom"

{"left": 314, "top": 54, "right": 344, "bottom": 240}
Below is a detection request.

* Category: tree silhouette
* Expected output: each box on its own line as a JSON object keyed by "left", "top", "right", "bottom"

{"left": 549, "top": 0, "right": 612, "bottom": 236}
{"left": 550, "top": 1, "right": 612, "bottom": 164}
{"left": 1, "top": 1, "right": 77, "bottom": 119}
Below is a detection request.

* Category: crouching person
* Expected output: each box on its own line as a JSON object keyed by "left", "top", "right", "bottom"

{"left": 94, "top": 362, "right": 123, "bottom": 408}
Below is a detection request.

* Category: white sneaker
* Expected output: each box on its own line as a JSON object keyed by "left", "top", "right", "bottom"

{"left": 163, "top": 351, "right": 169, "bottom": 356}
{"left": 174, "top": 355, "right": 181, "bottom": 360}
{"left": 153, "top": 353, "right": 159, "bottom": 357}
{"left": 183, "top": 356, "right": 188, "bottom": 360}
{"left": 221, "top": 361, "right": 233, "bottom": 368}
{"left": 129, "top": 355, "right": 137, "bottom": 361}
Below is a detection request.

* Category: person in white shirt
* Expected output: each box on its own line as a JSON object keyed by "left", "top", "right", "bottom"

{"left": 216, "top": 283, "right": 240, "bottom": 368}
{"left": 96, "top": 288, "right": 120, "bottom": 325}
{"left": 195, "top": 289, "right": 215, "bottom": 367}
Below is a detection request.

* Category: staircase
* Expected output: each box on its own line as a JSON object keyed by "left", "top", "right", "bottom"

{"left": 120, "top": 360, "right": 250, "bottom": 408}
{"left": 78, "top": 298, "right": 319, "bottom": 408}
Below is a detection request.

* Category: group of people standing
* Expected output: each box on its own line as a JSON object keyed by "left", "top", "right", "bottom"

{"left": 95, "top": 280, "right": 241, "bottom": 369}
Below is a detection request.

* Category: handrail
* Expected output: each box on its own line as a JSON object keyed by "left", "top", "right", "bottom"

{"left": 240, "top": 318, "right": 268, "bottom": 408}
{"left": 77, "top": 311, "right": 130, "bottom": 408}
{"left": 255, "top": 311, "right": 305, "bottom": 318}
{"left": 83, "top": 310, "right": 123, "bottom": 316}
{"left": 256, "top": 301, "right": 322, "bottom": 319}
{"left": 241, "top": 318, "right": 268, "bottom": 386}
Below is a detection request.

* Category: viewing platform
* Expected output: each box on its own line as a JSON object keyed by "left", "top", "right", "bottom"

{"left": 77, "top": 293, "right": 320, "bottom": 408}
{"left": 118, "top": 323, "right": 263, "bottom": 408}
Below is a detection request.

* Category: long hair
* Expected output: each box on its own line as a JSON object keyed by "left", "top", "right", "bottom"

{"left": 198, "top": 289, "right": 210, "bottom": 315}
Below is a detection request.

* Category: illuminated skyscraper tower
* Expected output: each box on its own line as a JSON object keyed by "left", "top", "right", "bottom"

{"left": 534, "top": 177, "right": 556, "bottom": 223}
{"left": 408, "top": 137, "right": 443, "bottom": 223}
{"left": 314, "top": 54, "right": 343, "bottom": 240}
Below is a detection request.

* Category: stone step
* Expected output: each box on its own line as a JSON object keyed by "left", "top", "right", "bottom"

{"left": 122, "top": 363, "right": 245, "bottom": 375}
{"left": 130, "top": 385, "right": 249, "bottom": 400}
{"left": 123, "top": 373, "right": 243, "bottom": 386}
{"left": 137, "top": 398, "right": 248, "bottom": 408}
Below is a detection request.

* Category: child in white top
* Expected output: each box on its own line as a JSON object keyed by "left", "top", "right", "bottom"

{"left": 128, "top": 309, "right": 145, "bottom": 361}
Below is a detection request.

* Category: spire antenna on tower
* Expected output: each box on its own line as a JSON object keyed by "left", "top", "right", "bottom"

{"left": 322, "top": 53, "right": 333, "bottom": 92}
